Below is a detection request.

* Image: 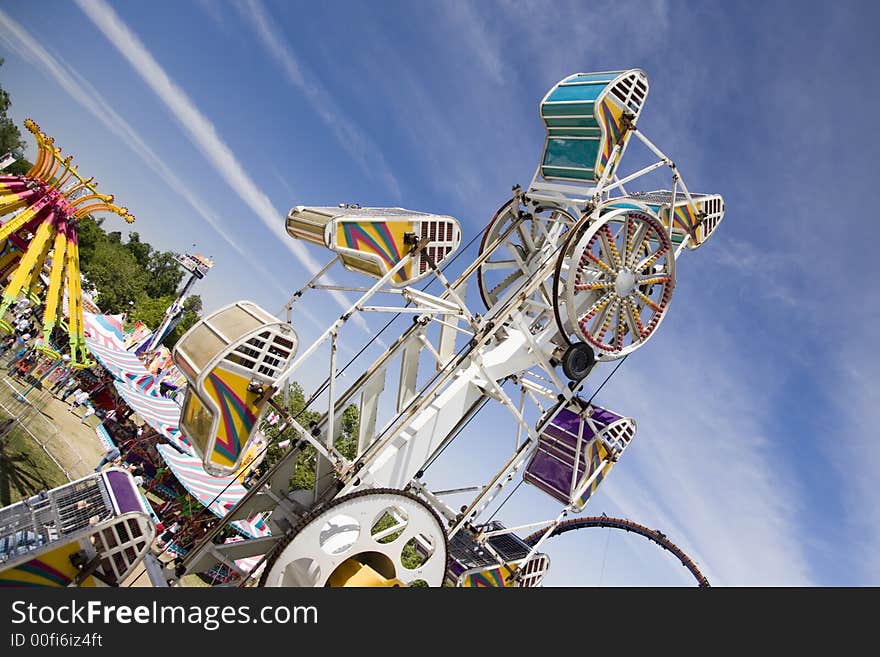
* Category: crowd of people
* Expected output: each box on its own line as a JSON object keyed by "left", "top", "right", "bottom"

{"left": 0, "top": 296, "right": 242, "bottom": 582}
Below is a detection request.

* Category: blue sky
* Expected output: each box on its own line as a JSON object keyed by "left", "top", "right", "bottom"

{"left": 1, "top": 0, "right": 878, "bottom": 586}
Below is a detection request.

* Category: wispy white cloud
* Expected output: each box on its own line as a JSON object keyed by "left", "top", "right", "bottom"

{"left": 236, "top": 0, "right": 402, "bottom": 201}
{"left": 439, "top": 1, "right": 508, "bottom": 85}
{"left": 271, "top": 166, "right": 296, "bottom": 201}
{"left": 194, "top": 0, "right": 227, "bottom": 32}
{"left": 0, "top": 6, "right": 297, "bottom": 307}
{"left": 713, "top": 237, "right": 803, "bottom": 308}
{"left": 593, "top": 307, "right": 815, "bottom": 586}
{"left": 350, "top": 37, "right": 496, "bottom": 208}
{"left": 497, "top": 0, "right": 671, "bottom": 82}
{"left": 829, "top": 349, "right": 880, "bottom": 583}
{"left": 74, "top": 0, "right": 364, "bottom": 328}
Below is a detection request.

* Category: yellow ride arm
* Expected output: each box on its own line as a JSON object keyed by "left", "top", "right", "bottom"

{"left": 65, "top": 236, "right": 90, "bottom": 367}
{"left": 41, "top": 230, "right": 67, "bottom": 340}
{"left": 0, "top": 196, "right": 50, "bottom": 245}
{"left": 25, "top": 229, "right": 54, "bottom": 301}
{"left": 1, "top": 218, "right": 55, "bottom": 308}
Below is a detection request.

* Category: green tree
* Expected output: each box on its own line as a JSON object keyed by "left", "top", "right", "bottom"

{"left": 0, "top": 59, "right": 31, "bottom": 176}
{"left": 74, "top": 216, "right": 105, "bottom": 264}
{"left": 336, "top": 404, "right": 360, "bottom": 460}
{"left": 0, "top": 58, "right": 25, "bottom": 159}
{"left": 125, "top": 232, "right": 152, "bottom": 269}
{"left": 145, "top": 251, "right": 184, "bottom": 298}
{"left": 129, "top": 294, "right": 175, "bottom": 330}
{"left": 81, "top": 240, "right": 148, "bottom": 313}
{"left": 256, "top": 382, "right": 360, "bottom": 492}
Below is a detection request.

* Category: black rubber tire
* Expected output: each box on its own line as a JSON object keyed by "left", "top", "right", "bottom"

{"left": 561, "top": 342, "right": 596, "bottom": 381}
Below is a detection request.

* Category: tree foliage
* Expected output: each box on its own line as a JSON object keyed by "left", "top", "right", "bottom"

{"left": 257, "top": 382, "right": 360, "bottom": 492}
{"left": 75, "top": 216, "right": 202, "bottom": 347}
{"left": 129, "top": 294, "right": 175, "bottom": 329}
{"left": 0, "top": 58, "right": 32, "bottom": 176}
{"left": 80, "top": 236, "right": 148, "bottom": 313}
{"left": 0, "top": 58, "right": 25, "bottom": 159}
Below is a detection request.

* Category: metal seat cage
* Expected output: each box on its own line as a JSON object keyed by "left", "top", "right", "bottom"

{"left": 528, "top": 70, "right": 724, "bottom": 255}
{"left": 286, "top": 205, "right": 463, "bottom": 288}
{"left": 0, "top": 469, "right": 155, "bottom": 586}
{"left": 447, "top": 522, "right": 550, "bottom": 588}
{"left": 524, "top": 403, "right": 637, "bottom": 511}
{"left": 173, "top": 301, "right": 298, "bottom": 477}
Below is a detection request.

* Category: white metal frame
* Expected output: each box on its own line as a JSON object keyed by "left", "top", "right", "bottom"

{"left": 174, "top": 70, "right": 724, "bottom": 587}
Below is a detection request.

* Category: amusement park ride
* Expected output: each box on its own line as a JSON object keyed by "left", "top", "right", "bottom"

{"left": 0, "top": 69, "right": 724, "bottom": 587}
{"left": 0, "top": 119, "right": 134, "bottom": 366}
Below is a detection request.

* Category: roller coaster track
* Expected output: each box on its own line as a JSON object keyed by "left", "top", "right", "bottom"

{"left": 523, "top": 516, "right": 710, "bottom": 587}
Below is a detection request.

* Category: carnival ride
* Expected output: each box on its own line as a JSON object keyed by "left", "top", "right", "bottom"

{"left": 0, "top": 68, "right": 723, "bottom": 587}
{"left": 162, "top": 68, "right": 724, "bottom": 587}
{"left": 0, "top": 119, "right": 134, "bottom": 367}
{"left": 138, "top": 252, "right": 214, "bottom": 356}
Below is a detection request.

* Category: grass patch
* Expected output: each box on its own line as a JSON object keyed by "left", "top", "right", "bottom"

{"left": 0, "top": 419, "right": 68, "bottom": 506}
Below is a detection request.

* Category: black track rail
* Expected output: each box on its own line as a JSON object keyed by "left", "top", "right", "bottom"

{"left": 523, "top": 516, "right": 710, "bottom": 587}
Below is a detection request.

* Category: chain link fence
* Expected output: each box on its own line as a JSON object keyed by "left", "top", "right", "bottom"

{"left": 0, "top": 352, "right": 85, "bottom": 482}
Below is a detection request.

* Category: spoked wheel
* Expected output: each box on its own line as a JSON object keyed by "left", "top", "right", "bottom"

{"left": 260, "top": 489, "right": 448, "bottom": 587}
{"left": 553, "top": 202, "right": 675, "bottom": 360}
{"left": 477, "top": 197, "right": 578, "bottom": 321}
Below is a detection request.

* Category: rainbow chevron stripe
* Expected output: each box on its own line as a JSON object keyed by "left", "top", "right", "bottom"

{"left": 205, "top": 366, "right": 259, "bottom": 468}
{"left": 338, "top": 221, "right": 411, "bottom": 283}
{"left": 461, "top": 565, "right": 516, "bottom": 588}
{"left": 670, "top": 203, "right": 697, "bottom": 235}
{"left": 574, "top": 441, "right": 614, "bottom": 510}
{"left": 598, "top": 97, "right": 625, "bottom": 178}
{"left": 0, "top": 543, "right": 96, "bottom": 588}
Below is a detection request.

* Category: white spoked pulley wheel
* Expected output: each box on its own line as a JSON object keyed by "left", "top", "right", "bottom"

{"left": 477, "top": 197, "right": 578, "bottom": 319}
{"left": 260, "top": 489, "right": 448, "bottom": 587}
{"left": 554, "top": 204, "right": 675, "bottom": 360}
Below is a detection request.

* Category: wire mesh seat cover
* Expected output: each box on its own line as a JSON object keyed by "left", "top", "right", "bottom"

{"left": 447, "top": 522, "right": 549, "bottom": 587}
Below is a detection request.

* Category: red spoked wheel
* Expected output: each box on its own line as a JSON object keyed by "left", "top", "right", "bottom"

{"left": 554, "top": 203, "right": 675, "bottom": 360}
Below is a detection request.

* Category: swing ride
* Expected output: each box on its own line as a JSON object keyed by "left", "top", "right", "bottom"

{"left": 0, "top": 68, "right": 725, "bottom": 587}
{"left": 0, "top": 119, "right": 135, "bottom": 367}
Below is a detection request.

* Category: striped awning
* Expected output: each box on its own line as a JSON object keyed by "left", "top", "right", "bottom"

{"left": 156, "top": 444, "right": 270, "bottom": 539}
{"left": 87, "top": 342, "right": 159, "bottom": 394}
{"left": 114, "top": 382, "right": 193, "bottom": 455}
{"left": 82, "top": 312, "right": 126, "bottom": 349}
{"left": 83, "top": 313, "right": 160, "bottom": 396}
